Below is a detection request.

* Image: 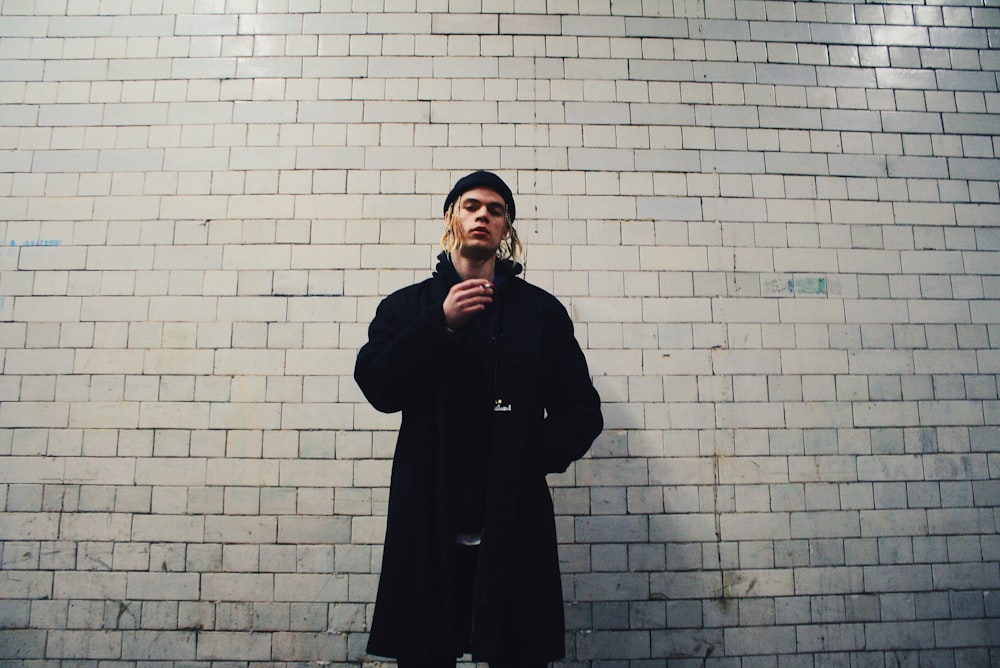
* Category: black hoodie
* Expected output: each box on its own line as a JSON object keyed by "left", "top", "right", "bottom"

{"left": 433, "top": 253, "right": 521, "bottom": 534}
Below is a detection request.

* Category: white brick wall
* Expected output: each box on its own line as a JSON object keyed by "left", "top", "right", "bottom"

{"left": 1, "top": 1, "right": 999, "bottom": 666}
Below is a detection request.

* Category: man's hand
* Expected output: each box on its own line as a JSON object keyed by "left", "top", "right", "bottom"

{"left": 442, "top": 279, "right": 494, "bottom": 330}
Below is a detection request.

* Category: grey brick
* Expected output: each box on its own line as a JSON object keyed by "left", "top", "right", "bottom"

{"left": 943, "top": 112, "right": 1000, "bottom": 135}
{"left": 757, "top": 64, "right": 818, "bottom": 87}
{"left": 629, "top": 600, "right": 666, "bottom": 629}
{"left": 0, "top": 630, "right": 46, "bottom": 659}
{"left": 725, "top": 568, "right": 793, "bottom": 597}
{"left": 650, "top": 571, "right": 721, "bottom": 600}
{"left": 272, "top": 631, "right": 347, "bottom": 662}
{"left": 932, "top": 563, "right": 1000, "bottom": 590}
{"left": 592, "top": 544, "right": 628, "bottom": 573}
{"left": 274, "top": 573, "right": 348, "bottom": 603}
{"left": 496, "top": 14, "right": 558, "bottom": 36}
{"left": 913, "top": 591, "right": 952, "bottom": 621}
{"left": 881, "top": 592, "right": 918, "bottom": 622}
{"left": 202, "top": 574, "right": 272, "bottom": 603}
{"left": 810, "top": 539, "right": 847, "bottom": 566}
{"left": 694, "top": 62, "right": 758, "bottom": 85}
{"left": 624, "top": 17, "right": 687, "bottom": 38}
{"left": 791, "top": 511, "right": 860, "bottom": 539}
{"left": 763, "top": 153, "right": 830, "bottom": 180}
{"left": 576, "top": 516, "right": 648, "bottom": 543}
{"left": 796, "top": 622, "right": 866, "bottom": 652}
{"left": 949, "top": 590, "right": 986, "bottom": 618}
{"left": 0, "top": 599, "right": 30, "bottom": 628}
{"left": 125, "top": 573, "right": 199, "bottom": 601}
{"left": 816, "top": 66, "right": 878, "bottom": 88}
{"left": 864, "top": 621, "right": 936, "bottom": 650}
{"left": 178, "top": 602, "right": 214, "bottom": 631}
{"left": 649, "top": 628, "right": 724, "bottom": 659}
{"left": 865, "top": 564, "right": 935, "bottom": 592}
{"left": 846, "top": 594, "right": 882, "bottom": 622}
{"left": 574, "top": 573, "right": 649, "bottom": 602}
{"left": 862, "top": 509, "right": 930, "bottom": 538}
{"left": 328, "top": 602, "right": 366, "bottom": 632}
{"left": 196, "top": 630, "right": 270, "bottom": 660}
{"left": 725, "top": 624, "right": 795, "bottom": 655}
{"left": 562, "top": 15, "right": 626, "bottom": 37}
{"left": 927, "top": 507, "right": 993, "bottom": 534}
{"left": 794, "top": 566, "right": 864, "bottom": 595}
{"left": 46, "top": 630, "right": 122, "bottom": 659}
{"left": 937, "top": 70, "right": 998, "bottom": 92}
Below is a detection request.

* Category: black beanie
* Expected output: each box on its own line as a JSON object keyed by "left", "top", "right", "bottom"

{"left": 443, "top": 170, "right": 516, "bottom": 224}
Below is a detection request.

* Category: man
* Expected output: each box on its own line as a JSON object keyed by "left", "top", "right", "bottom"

{"left": 355, "top": 171, "right": 603, "bottom": 667}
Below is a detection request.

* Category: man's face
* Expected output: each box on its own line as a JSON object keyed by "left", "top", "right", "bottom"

{"left": 452, "top": 187, "right": 509, "bottom": 261}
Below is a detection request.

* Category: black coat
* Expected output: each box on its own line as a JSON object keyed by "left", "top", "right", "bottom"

{"left": 355, "top": 253, "right": 603, "bottom": 663}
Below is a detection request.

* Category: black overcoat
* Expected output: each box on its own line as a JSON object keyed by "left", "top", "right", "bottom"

{"left": 354, "top": 254, "right": 603, "bottom": 663}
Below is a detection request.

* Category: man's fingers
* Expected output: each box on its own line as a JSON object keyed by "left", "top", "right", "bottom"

{"left": 457, "top": 279, "right": 493, "bottom": 295}
{"left": 443, "top": 279, "right": 494, "bottom": 329}
{"left": 451, "top": 280, "right": 493, "bottom": 306}
{"left": 455, "top": 296, "right": 490, "bottom": 314}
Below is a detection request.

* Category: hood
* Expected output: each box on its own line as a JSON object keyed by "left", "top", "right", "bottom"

{"left": 434, "top": 251, "right": 523, "bottom": 286}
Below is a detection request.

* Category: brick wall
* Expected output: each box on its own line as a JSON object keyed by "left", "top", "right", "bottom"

{"left": 1, "top": 1, "right": 998, "bottom": 665}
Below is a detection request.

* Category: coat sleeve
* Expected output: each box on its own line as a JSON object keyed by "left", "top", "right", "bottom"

{"left": 534, "top": 298, "right": 603, "bottom": 475}
{"left": 354, "top": 289, "right": 450, "bottom": 414}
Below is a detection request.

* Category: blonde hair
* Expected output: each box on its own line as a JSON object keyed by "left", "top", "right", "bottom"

{"left": 440, "top": 201, "right": 523, "bottom": 264}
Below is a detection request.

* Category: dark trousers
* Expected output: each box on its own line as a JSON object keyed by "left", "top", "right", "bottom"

{"left": 397, "top": 546, "right": 548, "bottom": 668}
